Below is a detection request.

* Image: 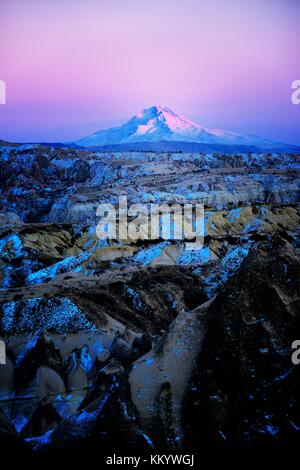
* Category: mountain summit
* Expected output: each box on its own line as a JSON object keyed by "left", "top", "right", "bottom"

{"left": 76, "top": 106, "right": 288, "bottom": 150}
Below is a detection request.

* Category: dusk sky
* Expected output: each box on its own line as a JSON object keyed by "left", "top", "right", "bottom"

{"left": 0, "top": 0, "right": 299, "bottom": 144}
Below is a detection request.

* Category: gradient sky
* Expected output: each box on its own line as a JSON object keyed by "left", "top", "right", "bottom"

{"left": 0, "top": 0, "right": 299, "bottom": 144}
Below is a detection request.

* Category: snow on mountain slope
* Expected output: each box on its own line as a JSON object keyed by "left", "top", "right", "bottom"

{"left": 76, "top": 105, "right": 287, "bottom": 150}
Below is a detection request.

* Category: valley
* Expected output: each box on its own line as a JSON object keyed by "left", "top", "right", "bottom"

{"left": 0, "top": 140, "right": 300, "bottom": 453}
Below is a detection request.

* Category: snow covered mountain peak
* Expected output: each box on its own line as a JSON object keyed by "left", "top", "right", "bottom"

{"left": 135, "top": 105, "right": 179, "bottom": 119}
{"left": 76, "top": 106, "right": 289, "bottom": 150}
{"left": 77, "top": 105, "right": 207, "bottom": 147}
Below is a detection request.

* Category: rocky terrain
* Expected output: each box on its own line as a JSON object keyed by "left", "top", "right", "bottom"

{"left": 0, "top": 140, "right": 300, "bottom": 456}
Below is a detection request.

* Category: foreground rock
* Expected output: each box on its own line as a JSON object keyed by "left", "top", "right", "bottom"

{"left": 183, "top": 236, "right": 300, "bottom": 449}
{"left": 0, "top": 236, "right": 299, "bottom": 452}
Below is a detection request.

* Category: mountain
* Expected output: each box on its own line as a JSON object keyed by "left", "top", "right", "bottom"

{"left": 87, "top": 141, "right": 263, "bottom": 154}
{"left": 76, "top": 105, "right": 297, "bottom": 151}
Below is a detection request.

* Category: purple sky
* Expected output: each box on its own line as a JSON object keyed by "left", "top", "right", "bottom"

{"left": 0, "top": 0, "right": 299, "bottom": 144}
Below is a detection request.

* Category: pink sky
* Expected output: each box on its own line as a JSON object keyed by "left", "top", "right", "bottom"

{"left": 0, "top": 0, "right": 299, "bottom": 143}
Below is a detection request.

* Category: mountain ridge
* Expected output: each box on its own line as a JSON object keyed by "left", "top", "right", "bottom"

{"left": 76, "top": 105, "right": 297, "bottom": 151}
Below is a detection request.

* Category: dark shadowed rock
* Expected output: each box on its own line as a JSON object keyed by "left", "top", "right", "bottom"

{"left": 183, "top": 236, "right": 300, "bottom": 449}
